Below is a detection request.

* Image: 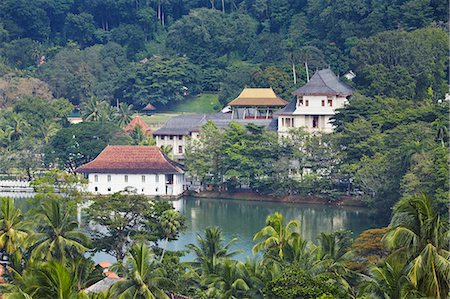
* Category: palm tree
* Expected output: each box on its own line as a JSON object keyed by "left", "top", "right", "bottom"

{"left": 0, "top": 198, "right": 29, "bottom": 258}
{"left": 36, "top": 120, "right": 60, "bottom": 144}
{"left": 313, "top": 231, "right": 354, "bottom": 295}
{"left": 28, "top": 199, "right": 90, "bottom": 262}
{"left": 432, "top": 117, "right": 448, "bottom": 147}
{"left": 159, "top": 209, "right": 184, "bottom": 262}
{"left": 110, "top": 242, "right": 172, "bottom": 299}
{"left": 114, "top": 103, "right": 134, "bottom": 128}
{"left": 252, "top": 212, "right": 301, "bottom": 263}
{"left": 383, "top": 195, "right": 450, "bottom": 298}
{"left": 187, "top": 227, "right": 239, "bottom": 275}
{"left": 7, "top": 113, "right": 29, "bottom": 142}
{"left": 205, "top": 259, "right": 252, "bottom": 299}
{"left": 358, "top": 255, "right": 423, "bottom": 299}
{"left": 81, "top": 97, "right": 111, "bottom": 122}
{"left": 3, "top": 261, "right": 80, "bottom": 299}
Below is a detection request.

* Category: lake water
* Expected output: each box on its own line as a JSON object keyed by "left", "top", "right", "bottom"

{"left": 166, "top": 197, "right": 383, "bottom": 262}
{"left": 3, "top": 193, "right": 384, "bottom": 263}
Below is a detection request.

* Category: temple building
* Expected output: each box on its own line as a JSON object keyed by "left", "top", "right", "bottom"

{"left": 228, "top": 88, "right": 288, "bottom": 120}
{"left": 75, "top": 146, "right": 185, "bottom": 196}
{"left": 277, "top": 69, "right": 352, "bottom": 134}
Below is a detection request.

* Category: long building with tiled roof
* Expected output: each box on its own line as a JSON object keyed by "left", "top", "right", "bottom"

{"left": 153, "top": 113, "right": 277, "bottom": 161}
{"left": 75, "top": 146, "right": 185, "bottom": 196}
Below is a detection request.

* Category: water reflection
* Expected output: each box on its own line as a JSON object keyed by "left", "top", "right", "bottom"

{"left": 168, "top": 197, "right": 384, "bottom": 261}
{"left": 3, "top": 194, "right": 384, "bottom": 263}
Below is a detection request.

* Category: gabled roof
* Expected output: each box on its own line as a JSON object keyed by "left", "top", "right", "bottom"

{"left": 143, "top": 103, "right": 156, "bottom": 111}
{"left": 228, "top": 88, "right": 288, "bottom": 107}
{"left": 124, "top": 116, "right": 153, "bottom": 136}
{"left": 75, "top": 146, "right": 184, "bottom": 174}
{"left": 293, "top": 69, "right": 353, "bottom": 96}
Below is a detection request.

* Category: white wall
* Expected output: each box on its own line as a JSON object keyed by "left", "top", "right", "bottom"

{"left": 293, "top": 95, "right": 347, "bottom": 115}
{"left": 155, "top": 133, "right": 200, "bottom": 160}
{"left": 87, "top": 173, "right": 185, "bottom": 196}
{"left": 278, "top": 95, "right": 347, "bottom": 134}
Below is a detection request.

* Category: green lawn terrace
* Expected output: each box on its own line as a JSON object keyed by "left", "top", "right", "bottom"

{"left": 139, "top": 93, "right": 221, "bottom": 130}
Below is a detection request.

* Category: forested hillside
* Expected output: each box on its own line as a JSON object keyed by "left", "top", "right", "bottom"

{"left": 0, "top": 0, "right": 448, "bottom": 108}
{"left": 0, "top": 0, "right": 448, "bottom": 218}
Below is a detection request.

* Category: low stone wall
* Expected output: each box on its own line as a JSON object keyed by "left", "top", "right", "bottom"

{"left": 189, "top": 190, "right": 365, "bottom": 207}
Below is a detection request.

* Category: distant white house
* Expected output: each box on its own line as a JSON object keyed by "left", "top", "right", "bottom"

{"left": 277, "top": 69, "right": 353, "bottom": 134}
{"left": 75, "top": 146, "right": 185, "bottom": 196}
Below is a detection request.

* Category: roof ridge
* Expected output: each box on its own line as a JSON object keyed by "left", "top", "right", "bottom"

{"left": 318, "top": 69, "right": 339, "bottom": 93}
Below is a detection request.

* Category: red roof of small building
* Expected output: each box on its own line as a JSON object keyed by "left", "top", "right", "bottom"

{"left": 143, "top": 103, "right": 156, "bottom": 110}
{"left": 124, "top": 116, "right": 153, "bottom": 136}
{"left": 75, "top": 146, "right": 184, "bottom": 174}
{"left": 97, "top": 261, "right": 112, "bottom": 269}
{"left": 104, "top": 271, "right": 119, "bottom": 279}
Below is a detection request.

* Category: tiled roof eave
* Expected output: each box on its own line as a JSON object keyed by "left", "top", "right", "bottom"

{"left": 292, "top": 91, "right": 352, "bottom": 96}
{"left": 75, "top": 168, "right": 184, "bottom": 174}
{"left": 229, "top": 103, "right": 288, "bottom": 107}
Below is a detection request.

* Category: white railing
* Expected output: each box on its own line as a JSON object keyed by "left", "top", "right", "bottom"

{"left": 0, "top": 180, "right": 34, "bottom": 193}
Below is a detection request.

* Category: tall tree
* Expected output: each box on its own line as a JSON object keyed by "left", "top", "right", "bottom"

{"left": 110, "top": 242, "right": 172, "bottom": 299}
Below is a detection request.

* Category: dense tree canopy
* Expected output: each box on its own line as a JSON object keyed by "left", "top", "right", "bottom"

{"left": 0, "top": 0, "right": 446, "bottom": 109}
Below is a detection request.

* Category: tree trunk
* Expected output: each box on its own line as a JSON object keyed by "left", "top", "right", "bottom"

{"left": 221, "top": 0, "right": 225, "bottom": 13}
{"left": 292, "top": 62, "right": 297, "bottom": 85}
{"left": 26, "top": 167, "right": 32, "bottom": 181}
{"left": 305, "top": 61, "right": 310, "bottom": 82}
{"left": 160, "top": 237, "right": 168, "bottom": 262}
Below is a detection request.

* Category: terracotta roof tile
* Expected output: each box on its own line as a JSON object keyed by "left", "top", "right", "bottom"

{"left": 124, "top": 116, "right": 153, "bottom": 136}
{"left": 143, "top": 103, "right": 156, "bottom": 110}
{"left": 97, "top": 261, "right": 112, "bottom": 269}
{"left": 75, "top": 146, "right": 184, "bottom": 174}
{"left": 104, "top": 271, "right": 119, "bottom": 279}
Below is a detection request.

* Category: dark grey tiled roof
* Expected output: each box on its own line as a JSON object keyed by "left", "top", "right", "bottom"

{"left": 293, "top": 69, "right": 353, "bottom": 96}
{"left": 275, "top": 100, "right": 296, "bottom": 115}
{"left": 84, "top": 277, "right": 121, "bottom": 294}
{"left": 153, "top": 114, "right": 207, "bottom": 135}
{"left": 153, "top": 113, "right": 277, "bottom": 135}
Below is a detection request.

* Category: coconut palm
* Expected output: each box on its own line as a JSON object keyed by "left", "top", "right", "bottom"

{"left": 28, "top": 199, "right": 90, "bottom": 262}
{"left": 0, "top": 197, "right": 29, "bottom": 257}
{"left": 383, "top": 195, "right": 450, "bottom": 298}
{"left": 358, "top": 258, "right": 415, "bottom": 299}
{"left": 252, "top": 212, "right": 301, "bottom": 263}
{"left": 3, "top": 261, "right": 80, "bottom": 299}
{"left": 114, "top": 103, "right": 134, "bottom": 127}
{"left": 7, "top": 113, "right": 29, "bottom": 142}
{"left": 187, "top": 227, "right": 239, "bottom": 275}
{"left": 159, "top": 209, "right": 184, "bottom": 262}
{"left": 36, "top": 120, "right": 60, "bottom": 144}
{"left": 312, "top": 231, "right": 355, "bottom": 295}
{"left": 204, "top": 259, "right": 252, "bottom": 299}
{"left": 81, "top": 97, "right": 111, "bottom": 122}
{"left": 110, "top": 242, "right": 172, "bottom": 299}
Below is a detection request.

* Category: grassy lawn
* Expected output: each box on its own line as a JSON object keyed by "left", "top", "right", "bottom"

{"left": 162, "top": 93, "right": 221, "bottom": 113}
{"left": 139, "top": 114, "right": 175, "bottom": 130}
{"left": 137, "top": 93, "right": 221, "bottom": 130}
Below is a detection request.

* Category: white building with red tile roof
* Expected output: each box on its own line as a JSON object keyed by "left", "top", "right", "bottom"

{"left": 75, "top": 146, "right": 185, "bottom": 196}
